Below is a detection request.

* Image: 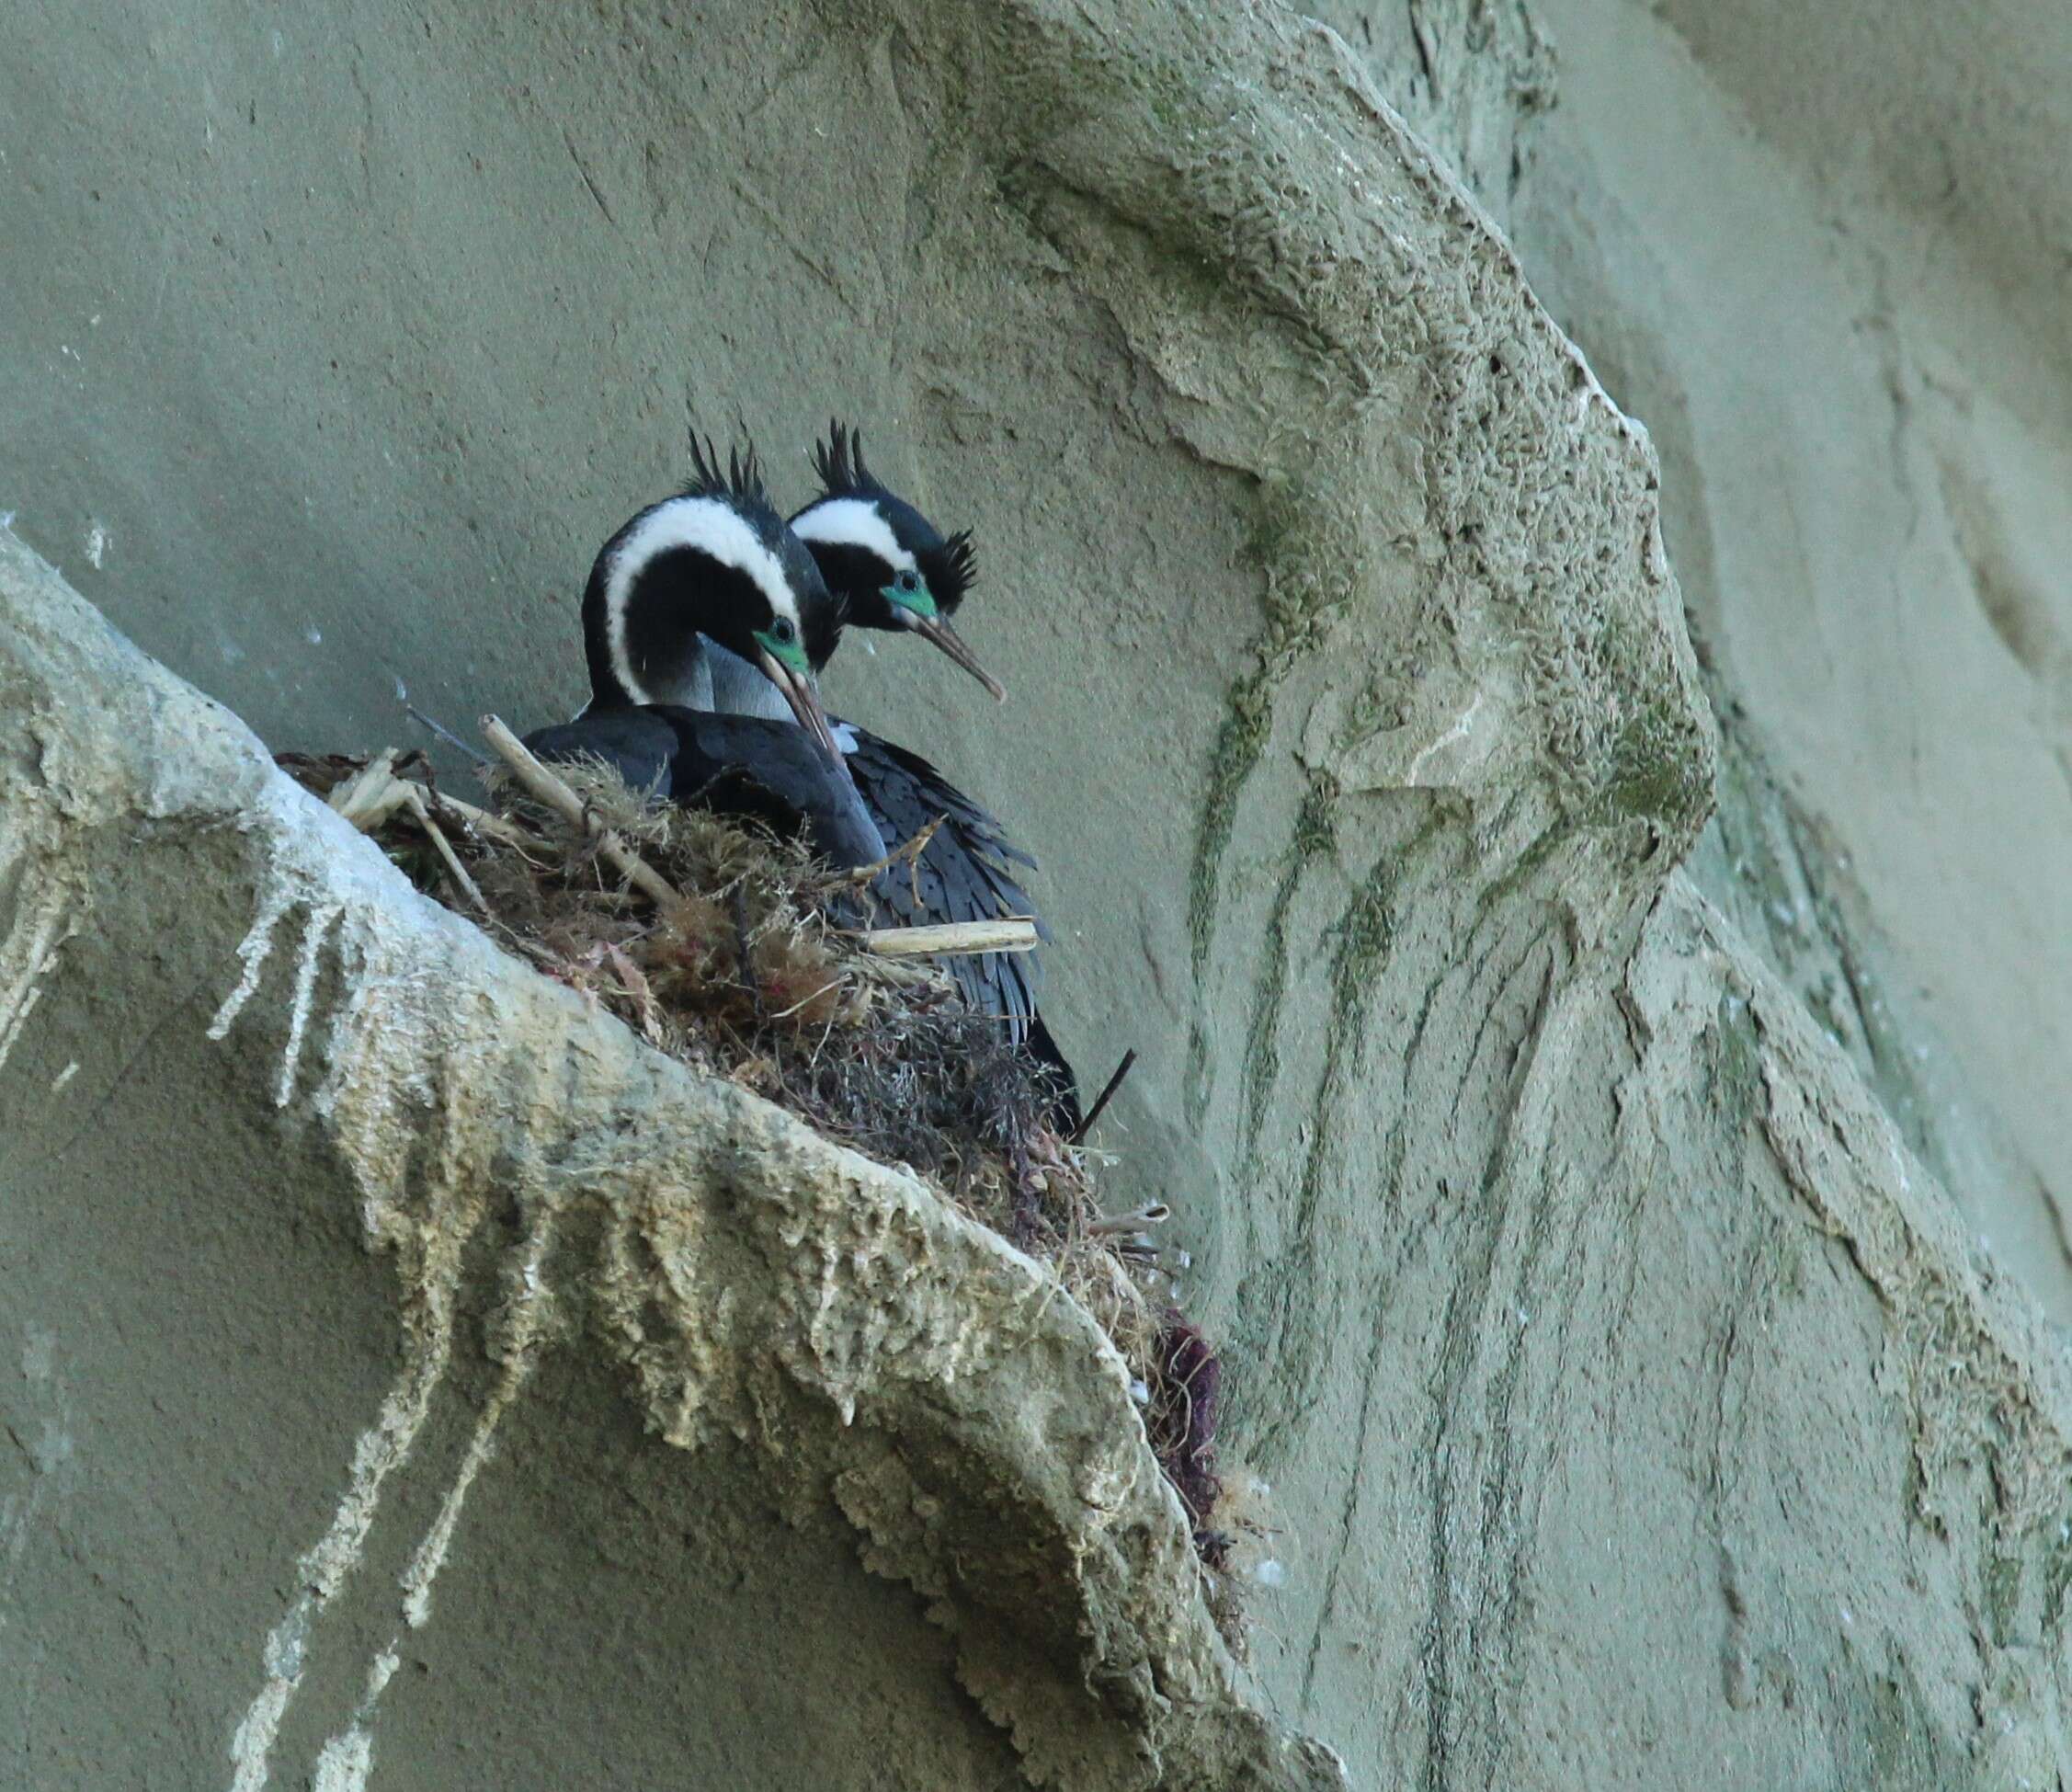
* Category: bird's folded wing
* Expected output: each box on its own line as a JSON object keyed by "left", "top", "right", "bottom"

{"left": 839, "top": 723, "right": 1045, "bottom": 1033}
{"left": 522, "top": 710, "right": 682, "bottom": 798}
{"left": 526, "top": 707, "right": 885, "bottom": 869}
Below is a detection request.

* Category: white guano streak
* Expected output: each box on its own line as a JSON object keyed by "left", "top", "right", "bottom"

{"left": 0, "top": 826, "right": 75, "bottom": 1079}
{"left": 296, "top": 1211, "right": 561, "bottom": 1786}
{"left": 225, "top": 1331, "right": 452, "bottom": 1792}
{"left": 204, "top": 881, "right": 342, "bottom": 1109}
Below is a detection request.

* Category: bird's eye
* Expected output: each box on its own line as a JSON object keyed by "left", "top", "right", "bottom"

{"left": 772, "top": 616, "right": 796, "bottom": 643}
{"left": 897, "top": 570, "right": 920, "bottom": 593}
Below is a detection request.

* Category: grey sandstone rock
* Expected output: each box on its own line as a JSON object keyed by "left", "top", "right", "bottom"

{"left": 0, "top": 531, "right": 1343, "bottom": 1788}
{"left": 4, "top": 1, "right": 2071, "bottom": 1788}
{"left": 1509, "top": 0, "right": 2072, "bottom": 1322}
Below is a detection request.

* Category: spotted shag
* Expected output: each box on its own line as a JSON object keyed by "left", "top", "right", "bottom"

{"left": 523, "top": 437, "right": 882, "bottom": 868}
{"left": 790, "top": 423, "right": 1078, "bottom": 1126}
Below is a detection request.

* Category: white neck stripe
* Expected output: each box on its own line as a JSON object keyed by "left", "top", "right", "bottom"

{"left": 605, "top": 497, "right": 799, "bottom": 703}
{"left": 792, "top": 497, "right": 915, "bottom": 576}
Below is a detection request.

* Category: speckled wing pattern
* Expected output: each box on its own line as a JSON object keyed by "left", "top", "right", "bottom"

{"left": 838, "top": 722, "right": 1046, "bottom": 1038}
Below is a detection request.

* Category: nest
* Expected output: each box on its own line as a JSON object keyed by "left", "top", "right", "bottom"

{"left": 279, "top": 730, "right": 1274, "bottom": 1647}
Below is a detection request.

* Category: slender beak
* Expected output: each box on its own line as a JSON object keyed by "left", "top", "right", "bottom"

{"left": 758, "top": 649, "right": 844, "bottom": 761}
{"left": 905, "top": 613, "right": 1007, "bottom": 702}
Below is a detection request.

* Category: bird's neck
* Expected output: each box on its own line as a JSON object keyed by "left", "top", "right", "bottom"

{"left": 583, "top": 635, "right": 714, "bottom": 713}
{"left": 707, "top": 642, "right": 857, "bottom": 756}
{"left": 581, "top": 555, "right": 715, "bottom": 712}
{"left": 704, "top": 643, "right": 792, "bottom": 721}
{"left": 639, "top": 649, "right": 715, "bottom": 711}
{"left": 583, "top": 634, "right": 825, "bottom": 732}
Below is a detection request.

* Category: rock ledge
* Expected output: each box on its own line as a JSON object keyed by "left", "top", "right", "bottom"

{"left": 0, "top": 530, "right": 1344, "bottom": 1792}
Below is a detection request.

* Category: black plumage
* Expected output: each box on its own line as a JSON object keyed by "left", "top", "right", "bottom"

{"left": 838, "top": 725, "right": 1080, "bottom": 1131}
{"left": 841, "top": 725, "right": 1042, "bottom": 1022}
{"left": 791, "top": 424, "right": 1079, "bottom": 1124}
{"left": 524, "top": 706, "right": 884, "bottom": 870}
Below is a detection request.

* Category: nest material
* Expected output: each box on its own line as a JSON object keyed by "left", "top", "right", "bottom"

{"left": 279, "top": 741, "right": 1272, "bottom": 1643}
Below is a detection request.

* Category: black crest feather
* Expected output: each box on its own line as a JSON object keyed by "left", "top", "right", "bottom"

{"left": 684, "top": 429, "right": 773, "bottom": 514}
{"left": 811, "top": 419, "right": 979, "bottom": 613}
{"left": 928, "top": 528, "right": 979, "bottom": 611}
{"left": 812, "top": 419, "right": 888, "bottom": 500}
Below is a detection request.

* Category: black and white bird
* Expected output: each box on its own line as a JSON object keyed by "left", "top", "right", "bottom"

{"left": 528, "top": 429, "right": 1080, "bottom": 1128}
{"left": 522, "top": 439, "right": 883, "bottom": 870}
{"left": 788, "top": 425, "right": 1078, "bottom": 1125}
{"left": 788, "top": 423, "right": 1003, "bottom": 702}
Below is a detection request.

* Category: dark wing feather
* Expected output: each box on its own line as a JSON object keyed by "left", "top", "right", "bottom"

{"left": 837, "top": 721, "right": 1046, "bottom": 1037}
{"left": 523, "top": 709, "right": 683, "bottom": 798}
{"left": 525, "top": 707, "right": 884, "bottom": 870}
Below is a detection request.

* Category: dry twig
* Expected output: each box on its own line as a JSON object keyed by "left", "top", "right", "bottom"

{"left": 1070, "top": 1047, "right": 1139, "bottom": 1145}
{"left": 851, "top": 919, "right": 1039, "bottom": 958}
{"left": 402, "top": 787, "right": 488, "bottom": 913}
{"left": 479, "top": 713, "right": 685, "bottom": 912}
{"left": 324, "top": 748, "right": 527, "bottom": 849}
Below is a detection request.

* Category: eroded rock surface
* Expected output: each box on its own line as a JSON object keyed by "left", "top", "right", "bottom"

{"left": 1511, "top": 0, "right": 2072, "bottom": 1318}
{"left": 4, "top": 1, "right": 2071, "bottom": 1788}
{"left": 0, "top": 531, "right": 1342, "bottom": 1787}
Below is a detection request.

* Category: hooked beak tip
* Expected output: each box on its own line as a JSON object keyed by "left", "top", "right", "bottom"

{"left": 912, "top": 614, "right": 1008, "bottom": 702}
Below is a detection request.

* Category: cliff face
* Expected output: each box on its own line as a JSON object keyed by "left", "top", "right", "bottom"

{"left": 1508, "top": 0, "right": 2072, "bottom": 1327}
{"left": 0, "top": 530, "right": 1342, "bottom": 1789}
{"left": 4, "top": 2, "right": 2070, "bottom": 1789}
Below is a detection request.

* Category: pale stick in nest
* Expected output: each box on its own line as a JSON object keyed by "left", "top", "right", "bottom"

{"left": 326, "top": 749, "right": 490, "bottom": 913}
{"left": 480, "top": 714, "right": 687, "bottom": 912}
{"left": 838, "top": 814, "right": 1041, "bottom": 961}
{"left": 848, "top": 919, "right": 1036, "bottom": 958}
{"left": 1086, "top": 1200, "right": 1173, "bottom": 1270}
{"left": 325, "top": 747, "right": 529, "bottom": 849}
{"left": 1087, "top": 1202, "right": 1171, "bottom": 1237}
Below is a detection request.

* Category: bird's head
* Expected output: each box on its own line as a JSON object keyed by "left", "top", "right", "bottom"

{"left": 789, "top": 421, "right": 1004, "bottom": 701}
{"left": 582, "top": 436, "right": 844, "bottom": 758}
